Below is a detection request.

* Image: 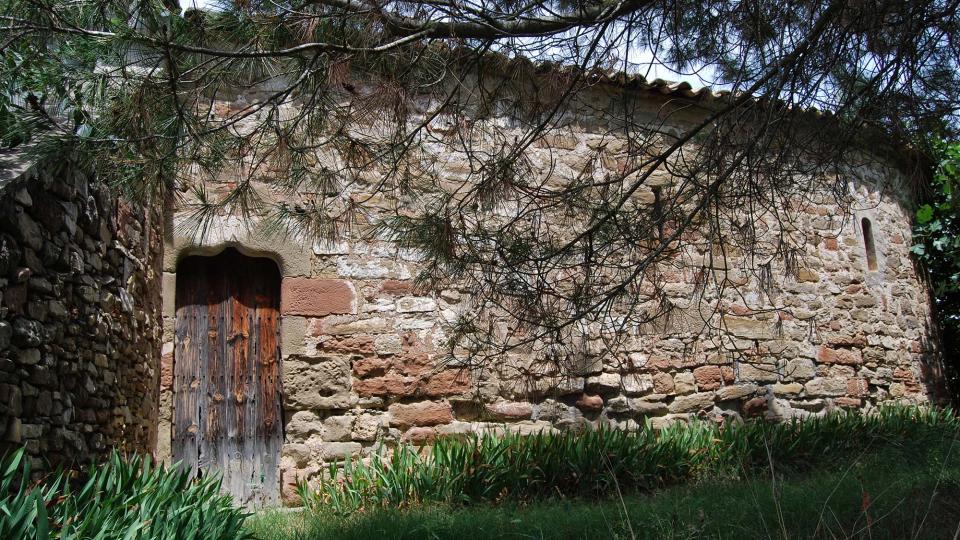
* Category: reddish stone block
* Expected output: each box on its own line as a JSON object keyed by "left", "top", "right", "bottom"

{"left": 401, "top": 427, "right": 436, "bottom": 445}
{"left": 835, "top": 397, "right": 862, "bottom": 408}
{"left": 353, "top": 357, "right": 390, "bottom": 378}
{"left": 824, "top": 237, "right": 839, "bottom": 250}
{"left": 486, "top": 401, "right": 534, "bottom": 420}
{"left": 389, "top": 401, "right": 453, "bottom": 428}
{"left": 280, "top": 470, "right": 304, "bottom": 507}
{"left": 893, "top": 369, "right": 922, "bottom": 393}
{"left": 280, "top": 278, "right": 356, "bottom": 317}
{"left": 678, "top": 356, "right": 707, "bottom": 369}
{"left": 743, "top": 396, "right": 768, "bottom": 417}
{"left": 575, "top": 393, "right": 604, "bottom": 411}
{"left": 421, "top": 370, "right": 470, "bottom": 397}
{"left": 395, "top": 351, "right": 433, "bottom": 377}
{"left": 320, "top": 336, "right": 374, "bottom": 356}
{"left": 846, "top": 378, "right": 869, "bottom": 397}
{"left": 893, "top": 368, "right": 916, "bottom": 382}
{"left": 380, "top": 280, "right": 413, "bottom": 296}
{"left": 817, "top": 346, "right": 863, "bottom": 365}
{"left": 693, "top": 366, "right": 735, "bottom": 391}
{"left": 648, "top": 356, "right": 676, "bottom": 370}
{"left": 354, "top": 375, "right": 416, "bottom": 397}
{"left": 160, "top": 352, "right": 173, "bottom": 390}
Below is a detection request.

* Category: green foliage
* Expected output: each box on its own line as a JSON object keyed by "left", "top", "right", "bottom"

{"left": 913, "top": 142, "right": 960, "bottom": 285}
{"left": 0, "top": 449, "right": 252, "bottom": 540}
{"left": 912, "top": 140, "right": 960, "bottom": 403}
{"left": 300, "top": 406, "right": 958, "bottom": 514}
{"left": 256, "top": 408, "right": 960, "bottom": 539}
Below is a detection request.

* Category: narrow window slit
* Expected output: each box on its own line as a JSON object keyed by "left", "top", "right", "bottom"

{"left": 861, "top": 218, "right": 878, "bottom": 271}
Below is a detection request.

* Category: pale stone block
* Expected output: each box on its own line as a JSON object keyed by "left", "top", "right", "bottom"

{"left": 721, "top": 317, "right": 774, "bottom": 340}
{"left": 373, "top": 334, "right": 403, "bottom": 355}
{"left": 280, "top": 316, "right": 307, "bottom": 357}
{"left": 321, "top": 415, "right": 354, "bottom": 442}
{"left": 396, "top": 296, "right": 437, "bottom": 313}
{"left": 804, "top": 377, "right": 847, "bottom": 397}
{"left": 622, "top": 374, "right": 654, "bottom": 396}
{"left": 674, "top": 372, "right": 696, "bottom": 395}
{"left": 336, "top": 259, "right": 392, "bottom": 279}
{"left": 586, "top": 372, "right": 621, "bottom": 393}
{"left": 669, "top": 392, "right": 716, "bottom": 413}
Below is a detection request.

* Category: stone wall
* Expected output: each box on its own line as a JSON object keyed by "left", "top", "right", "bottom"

{"left": 0, "top": 149, "right": 163, "bottom": 469}
{"left": 158, "top": 87, "right": 942, "bottom": 506}
{"left": 263, "top": 180, "right": 936, "bottom": 504}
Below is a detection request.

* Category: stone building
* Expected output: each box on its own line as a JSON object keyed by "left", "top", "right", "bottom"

{"left": 154, "top": 79, "right": 942, "bottom": 507}
{"left": 0, "top": 76, "right": 944, "bottom": 508}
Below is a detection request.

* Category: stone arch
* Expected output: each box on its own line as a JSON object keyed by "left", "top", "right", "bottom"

{"left": 172, "top": 242, "right": 284, "bottom": 276}
{"left": 163, "top": 229, "right": 311, "bottom": 279}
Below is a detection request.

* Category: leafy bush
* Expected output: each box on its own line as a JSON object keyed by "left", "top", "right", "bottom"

{"left": 0, "top": 449, "right": 251, "bottom": 539}
{"left": 301, "top": 406, "right": 959, "bottom": 513}
{"left": 912, "top": 139, "right": 960, "bottom": 404}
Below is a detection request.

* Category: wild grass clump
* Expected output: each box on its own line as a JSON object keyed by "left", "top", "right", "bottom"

{"left": 0, "top": 449, "right": 252, "bottom": 539}
{"left": 301, "top": 406, "right": 959, "bottom": 514}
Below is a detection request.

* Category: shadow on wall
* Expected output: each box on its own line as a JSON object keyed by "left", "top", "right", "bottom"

{"left": 176, "top": 247, "right": 280, "bottom": 309}
{"left": 175, "top": 248, "right": 281, "bottom": 309}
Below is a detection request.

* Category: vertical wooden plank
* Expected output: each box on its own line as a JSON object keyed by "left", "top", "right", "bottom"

{"left": 220, "top": 252, "right": 240, "bottom": 505}
{"left": 201, "top": 255, "right": 224, "bottom": 487}
{"left": 173, "top": 257, "right": 205, "bottom": 480}
{"left": 232, "top": 251, "right": 254, "bottom": 507}
{"left": 199, "top": 257, "right": 214, "bottom": 475}
{"left": 197, "top": 261, "right": 211, "bottom": 480}
{"left": 257, "top": 259, "right": 283, "bottom": 507}
{"left": 249, "top": 259, "right": 261, "bottom": 508}
{"left": 172, "top": 278, "right": 196, "bottom": 476}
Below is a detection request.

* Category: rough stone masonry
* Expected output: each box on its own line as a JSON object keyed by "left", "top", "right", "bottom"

{"left": 0, "top": 149, "right": 163, "bottom": 471}
{"left": 156, "top": 80, "right": 945, "bottom": 505}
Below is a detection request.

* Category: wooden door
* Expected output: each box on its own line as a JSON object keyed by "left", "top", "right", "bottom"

{"left": 172, "top": 248, "right": 283, "bottom": 508}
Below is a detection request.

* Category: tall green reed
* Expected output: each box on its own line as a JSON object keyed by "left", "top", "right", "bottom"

{"left": 301, "top": 405, "right": 959, "bottom": 514}
{"left": 0, "top": 449, "right": 252, "bottom": 539}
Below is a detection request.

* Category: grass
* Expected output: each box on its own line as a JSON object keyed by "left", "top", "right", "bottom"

{"left": 249, "top": 407, "right": 960, "bottom": 539}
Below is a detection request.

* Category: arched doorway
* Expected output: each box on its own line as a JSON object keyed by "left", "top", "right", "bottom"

{"left": 172, "top": 248, "right": 283, "bottom": 508}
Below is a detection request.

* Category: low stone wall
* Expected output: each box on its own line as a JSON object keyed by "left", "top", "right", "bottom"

{"left": 0, "top": 149, "right": 163, "bottom": 469}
